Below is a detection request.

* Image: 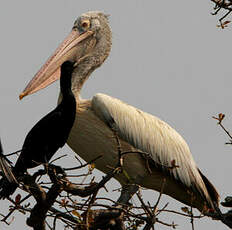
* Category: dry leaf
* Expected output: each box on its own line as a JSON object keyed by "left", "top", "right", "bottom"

{"left": 72, "top": 210, "right": 82, "bottom": 219}
{"left": 88, "top": 163, "right": 95, "bottom": 172}
{"left": 212, "top": 113, "right": 225, "bottom": 123}
{"left": 181, "top": 207, "right": 191, "bottom": 214}
{"left": 168, "top": 159, "right": 179, "bottom": 170}
{"left": 60, "top": 198, "right": 69, "bottom": 207}
{"left": 217, "top": 21, "right": 231, "bottom": 29}
{"left": 15, "top": 194, "right": 21, "bottom": 204}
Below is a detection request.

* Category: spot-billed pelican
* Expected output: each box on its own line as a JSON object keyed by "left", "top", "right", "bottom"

{"left": 19, "top": 11, "right": 219, "bottom": 212}
{"left": 0, "top": 61, "right": 76, "bottom": 198}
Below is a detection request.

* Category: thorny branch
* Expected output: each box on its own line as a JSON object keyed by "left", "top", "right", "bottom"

{"left": 212, "top": 113, "right": 232, "bottom": 144}
{"left": 211, "top": 0, "right": 232, "bottom": 28}
{"left": 1, "top": 129, "right": 232, "bottom": 229}
{"left": 211, "top": 113, "right": 232, "bottom": 228}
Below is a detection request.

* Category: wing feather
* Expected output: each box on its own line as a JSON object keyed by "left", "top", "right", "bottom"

{"left": 92, "top": 93, "right": 211, "bottom": 201}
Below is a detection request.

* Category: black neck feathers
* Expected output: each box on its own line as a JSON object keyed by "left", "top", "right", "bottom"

{"left": 60, "top": 61, "right": 75, "bottom": 96}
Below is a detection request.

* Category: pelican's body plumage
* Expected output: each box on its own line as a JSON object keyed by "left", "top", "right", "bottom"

{"left": 67, "top": 93, "right": 218, "bottom": 211}
{"left": 20, "top": 11, "right": 219, "bottom": 213}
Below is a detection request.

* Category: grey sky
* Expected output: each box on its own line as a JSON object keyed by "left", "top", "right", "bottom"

{"left": 0, "top": 0, "right": 231, "bottom": 229}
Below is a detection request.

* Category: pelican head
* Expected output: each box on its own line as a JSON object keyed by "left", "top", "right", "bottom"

{"left": 19, "top": 11, "right": 112, "bottom": 99}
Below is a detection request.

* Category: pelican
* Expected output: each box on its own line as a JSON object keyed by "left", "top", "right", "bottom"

{"left": 19, "top": 11, "right": 219, "bottom": 213}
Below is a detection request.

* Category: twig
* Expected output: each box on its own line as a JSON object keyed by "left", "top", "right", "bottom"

{"left": 213, "top": 113, "right": 232, "bottom": 144}
{"left": 211, "top": 0, "right": 232, "bottom": 26}
{"left": 63, "top": 155, "right": 102, "bottom": 171}
{"left": 156, "top": 219, "right": 178, "bottom": 228}
{"left": 4, "top": 149, "right": 22, "bottom": 157}
{"left": 190, "top": 206, "right": 194, "bottom": 230}
{"left": 50, "top": 154, "right": 67, "bottom": 164}
{"left": 153, "top": 178, "right": 166, "bottom": 214}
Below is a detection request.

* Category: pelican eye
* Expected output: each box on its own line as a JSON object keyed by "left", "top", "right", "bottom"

{"left": 81, "top": 20, "right": 90, "bottom": 29}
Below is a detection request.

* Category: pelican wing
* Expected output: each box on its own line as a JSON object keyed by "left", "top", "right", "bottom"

{"left": 92, "top": 93, "right": 218, "bottom": 207}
